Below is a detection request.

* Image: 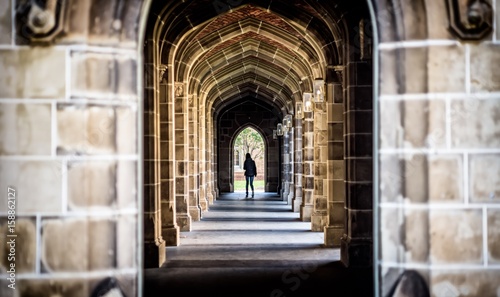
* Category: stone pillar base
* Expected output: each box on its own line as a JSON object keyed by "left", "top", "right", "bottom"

{"left": 300, "top": 205, "right": 313, "bottom": 221}
{"left": 324, "top": 226, "right": 343, "bottom": 247}
{"left": 340, "top": 236, "right": 372, "bottom": 267}
{"left": 162, "top": 226, "right": 180, "bottom": 246}
{"left": 311, "top": 212, "right": 328, "bottom": 232}
{"left": 189, "top": 206, "right": 202, "bottom": 221}
{"left": 200, "top": 198, "right": 208, "bottom": 211}
{"left": 144, "top": 239, "right": 165, "bottom": 268}
{"left": 208, "top": 192, "right": 214, "bottom": 205}
{"left": 292, "top": 198, "right": 301, "bottom": 213}
{"left": 176, "top": 214, "right": 192, "bottom": 232}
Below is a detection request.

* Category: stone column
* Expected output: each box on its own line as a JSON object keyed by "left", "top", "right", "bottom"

{"left": 281, "top": 129, "right": 291, "bottom": 201}
{"left": 292, "top": 115, "right": 303, "bottom": 212}
{"left": 174, "top": 82, "right": 192, "bottom": 231}
{"left": 188, "top": 94, "right": 201, "bottom": 221}
{"left": 159, "top": 74, "right": 179, "bottom": 246}
{"left": 325, "top": 81, "right": 345, "bottom": 247}
{"left": 341, "top": 61, "right": 373, "bottom": 266}
{"left": 198, "top": 103, "right": 209, "bottom": 211}
{"left": 287, "top": 127, "right": 295, "bottom": 204}
{"left": 311, "top": 101, "right": 328, "bottom": 231}
{"left": 301, "top": 109, "right": 314, "bottom": 221}
{"left": 144, "top": 41, "right": 165, "bottom": 267}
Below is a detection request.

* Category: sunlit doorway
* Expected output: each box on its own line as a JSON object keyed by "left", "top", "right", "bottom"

{"left": 233, "top": 127, "right": 265, "bottom": 193}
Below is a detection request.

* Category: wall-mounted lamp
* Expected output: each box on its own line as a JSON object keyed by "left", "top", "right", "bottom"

{"left": 277, "top": 123, "right": 283, "bottom": 136}
{"left": 313, "top": 79, "right": 325, "bottom": 103}
{"left": 283, "top": 114, "right": 293, "bottom": 128}
{"left": 296, "top": 102, "right": 303, "bottom": 119}
{"left": 303, "top": 92, "right": 313, "bottom": 112}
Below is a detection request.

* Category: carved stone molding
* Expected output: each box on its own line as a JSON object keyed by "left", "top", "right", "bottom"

{"left": 159, "top": 65, "right": 168, "bottom": 83}
{"left": 446, "top": 0, "right": 492, "bottom": 40}
{"left": 16, "top": 0, "right": 66, "bottom": 43}
{"left": 175, "top": 83, "right": 184, "bottom": 97}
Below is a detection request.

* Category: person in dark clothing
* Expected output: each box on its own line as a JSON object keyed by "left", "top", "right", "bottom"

{"left": 243, "top": 153, "right": 257, "bottom": 198}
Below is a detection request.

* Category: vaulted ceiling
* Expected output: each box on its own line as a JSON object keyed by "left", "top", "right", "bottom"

{"left": 148, "top": 0, "right": 362, "bottom": 117}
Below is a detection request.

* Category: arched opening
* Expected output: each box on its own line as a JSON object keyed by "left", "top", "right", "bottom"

{"left": 232, "top": 126, "right": 266, "bottom": 193}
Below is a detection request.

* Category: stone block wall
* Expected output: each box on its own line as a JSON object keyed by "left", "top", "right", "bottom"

{"left": 0, "top": 0, "right": 148, "bottom": 295}
{"left": 376, "top": 0, "right": 500, "bottom": 295}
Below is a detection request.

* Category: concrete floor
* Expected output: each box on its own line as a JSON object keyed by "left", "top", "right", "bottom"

{"left": 144, "top": 192, "right": 373, "bottom": 297}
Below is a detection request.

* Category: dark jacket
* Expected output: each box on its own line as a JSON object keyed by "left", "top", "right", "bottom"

{"left": 243, "top": 159, "right": 257, "bottom": 177}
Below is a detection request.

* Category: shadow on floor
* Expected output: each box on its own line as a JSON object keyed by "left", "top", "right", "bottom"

{"left": 143, "top": 192, "right": 373, "bottom": 296}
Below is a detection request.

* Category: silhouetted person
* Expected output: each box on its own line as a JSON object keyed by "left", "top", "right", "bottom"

{"left": 243, "top": 153, "right": 257, "bottom": 198}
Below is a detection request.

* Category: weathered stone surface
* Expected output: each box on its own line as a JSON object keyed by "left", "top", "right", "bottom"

{"left": 380, "top": 48, "right": 427, "bottom": 95}
{"left": 67, "top": 161, "right": 117, "bottom": 209}
{"left": 404, "top": 209, "right": 429, "bottom": 263}
{"left": 426, "top": 0, "right": 454, "bottom": 39}
{"left": 471, "top": 44, "right": 500, "bottom": 92}
{"left": 116, "top": 161, "right": 137, "bottom": 208}
{"left": 42, "top": 219, "right": 88, "bottom": 272}
{"left": 0, "top": 0, "right": 11, "bottom": 44}
{"left": 430, "top": 210, "right": 482, "bottom": 264}
{"left": 487, "top": 209, "right": 500, "bottom": 263}
{"left": 42, "top": 218, "right": 116, "bottom": 272}
{"left": 380, "top": 208, "right": 403, "bottom": 264}
{"left": 18, "top": 279, "right": 89, "bottom": 297}
{"left": 428, "top": 155, "right": 463, "bottom": 202}
{"left": 57, "top": 105, "right": 119, "bottom": 154}
{"left": 0, "top": 103, "right": 51, "bottom": 155}
{"left": 431, "top": 270, "right": 500, "bottom": 297}
{"left": 470, "top": 154, "right": 500, "bottom": 202}
{"left": 0, "top": 218, "right": 36, "bottom": 273}
{"left": 379, "top": 154, "right": 403, "bottom": 203}
{"left": 428, "top": 45, "right": 465, "bottom": 92}
{"left": 0, "top": 161, "right": 62, "bottom": 213}
{"left": 0, "top": 48, "right": 66, "bottom": 98}
{"left": 71, "top": 52, "right": 137, "bottom": 98}
{"left": 451, "top": 99, "right": 500, "bottom": 148}
{"left": 404, "top": 155, "right": 428, "bottom": 203}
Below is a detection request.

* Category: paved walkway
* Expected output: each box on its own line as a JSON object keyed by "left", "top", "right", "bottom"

{"left": 144, "top": 192, "right": 373, "bottom": 296}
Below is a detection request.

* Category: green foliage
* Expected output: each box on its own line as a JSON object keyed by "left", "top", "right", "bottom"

{"left": 234, "top": 127, "right": 264, "bottom": 160}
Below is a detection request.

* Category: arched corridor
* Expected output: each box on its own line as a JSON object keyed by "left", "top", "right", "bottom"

{"left": 144, "top": 192, "right": 372, "bottom": 296}
{"left": 2, "top": 0, "right": 500, "bottom": 296}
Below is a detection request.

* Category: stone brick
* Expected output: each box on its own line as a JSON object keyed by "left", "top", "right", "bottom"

{"left": 471, "top": 43, "right": 500, "bottom": 92}
{"left": 0, "top": 48, "right": 66, "bottom": 98}
{"left": 404, "top": 155, "right": 428, "bottom": 203}
{"left": 67, "top": 161, "right": 117, "bottom": 209}
{"left": 431, "top": 270, "right": 500, "bottom": 297}
{"left": 116, "top": 107, "right": 137, "bottom": 154}
{"left": 379, "top": 100, "right": 402, "bottom": 149}
{"left": 18, "top": 279, "right": 89, "bottom": 297}
{"left": 57, "top": 104, "right": 117, "bottom": 155}
{"left": 428, "top": 155, "right": 463, "bottom": 202}
{"left": 430, "top": 210, "right": 482, "bottom": 264}
{"left": 116, "top": 161, "right": 137, "bottom": 208}
{"left": 0, "top": 161, "right": 62, "bottom": 213}
{"left": 404, "top": 209, "right": 429, "bottom": 263}
{"left": 380, "top": 207, "right": 403, "bottom": 264}
{"left": 0, "top": 0, "right": 11, "bottom": 44}
{"left": 71, "top": 52, "right": 137, "bottom": 98}
{"left": 426, "top": 0, "right": 454, "bottom": 39}
{"left": 0, "top": 218, "right": 36, "bottom": 273}
{"left": 405, "top": 100, "right": 446, "bottom": 149}
{"left": 428, "top": 45, "right": 465, "bottom": 92}
{"left": 379, "top": 154, "right": 403, "bottom": 203}
{"left": 42, "top": 218, "right": 116, "bottom": 272}
{"left": 0, "top": 103, "right": 51, "bottom": 155}
{"left": 380, "top": 47, "right": 427, "bottom": 95}
{"left": 88, "top": 220, "right": 116, "bottom": 271}
{"left": 42, "top": 219, "right": 88, "bottom": 272}
{"left": 488, "top": 209, "right": 500, "bottom": 263}
{"left": 451, "top": 99, "right": 500, "bottom": 149}
{"left": 117, "top": 215, "right": 137, "bottom": 269}
{"left": 470, "top": 154, "right": 500, "bottom": 202}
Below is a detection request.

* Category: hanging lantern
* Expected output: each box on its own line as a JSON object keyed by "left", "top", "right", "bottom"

{"left": 303, "top": 92, "right": 313, "bottom": 112}
{"left": 296, "top": 102, "right": 303, "bottom": 119}
{"left": 313, "top": 79, "right": 325, "bottom": 102}
{"left": 277, "top": 123, "right": 283, "bottom": 136}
